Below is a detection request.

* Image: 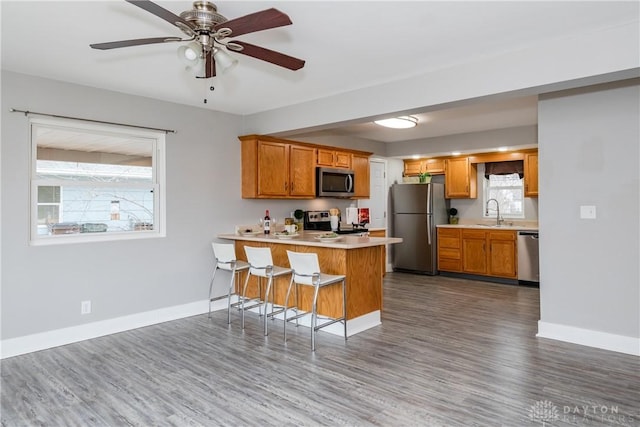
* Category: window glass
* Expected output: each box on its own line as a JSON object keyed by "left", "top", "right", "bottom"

{"left": 483, "top": 173, "right": 525, "bottom": 219}
{"left": 31, "top": 118, "right": 165, "bottom": 244}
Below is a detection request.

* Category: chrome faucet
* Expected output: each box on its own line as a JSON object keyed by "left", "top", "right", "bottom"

{"left": 486, "top": 198, "right": 503, "bottom": 226}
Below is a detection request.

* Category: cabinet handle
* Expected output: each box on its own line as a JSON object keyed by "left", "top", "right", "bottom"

{"left": 291, "top": 182, "right": 294, "bottom": 191}
{"left": 284, "top": 182, "right": 288, "bottom": 191}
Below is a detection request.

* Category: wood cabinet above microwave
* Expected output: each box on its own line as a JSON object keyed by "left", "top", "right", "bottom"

{"left": 317, "top": 148, "right": 352, "bottom": 169}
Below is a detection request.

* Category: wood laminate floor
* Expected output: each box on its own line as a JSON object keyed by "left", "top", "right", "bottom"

{"left": 2, "top": 273, "right": 639, "bottom": 426}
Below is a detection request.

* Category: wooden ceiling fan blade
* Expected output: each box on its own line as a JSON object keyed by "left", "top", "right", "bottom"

{"left": 230, "top": 41, "right": 305, "bottom": 70}
{"left": 90, "top": 37, "right": 183, "bottom": 50}
{"left": 214, "top": 8, "right": 292, "bottom": 38}
{"left": 125, "top": 0, "right": 195, "bottom": 33}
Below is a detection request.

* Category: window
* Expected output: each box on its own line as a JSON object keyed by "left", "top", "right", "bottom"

{"left": 483, "top": 173, "right": 524, "bottom": 219}
{"left": 30, "top": 117, "right": 165, "bottom": 244}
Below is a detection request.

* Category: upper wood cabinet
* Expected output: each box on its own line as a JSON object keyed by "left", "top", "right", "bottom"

{"left": 240, "top": 135, "right": 372, "bottom": 199}
{"left": 524, "top": 153, "right": 538, "bottom": 197}
{"left": 445, "top": 157, "right": 477, "bottom": 198}
{"left": 240, "top": 136, "right": 316, "bottom": 199}
{"left": 403, "top": 158, "right": 445, "bottom": 176}
{"left": 352, "top": 153, "right": 370, "bottom": 198}
{"left": 403, "top": 159, "right": 422, "bottom": 176}
{"left": 317, "top": 148, "right": 352, "bottom": 169}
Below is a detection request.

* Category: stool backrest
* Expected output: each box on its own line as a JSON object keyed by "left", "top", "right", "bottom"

{"left": 244, "top": 246, "right": 274, "bottom": 275}
{"left": 212, "top": 243, "right": 237, "bottom": 262}
{"left": 287, "top": 251, "right": 321, "bottom": 285}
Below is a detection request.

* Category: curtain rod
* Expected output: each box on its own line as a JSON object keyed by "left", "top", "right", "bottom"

{"left": 9, "top": 108, "right": 176, "bottom": 134}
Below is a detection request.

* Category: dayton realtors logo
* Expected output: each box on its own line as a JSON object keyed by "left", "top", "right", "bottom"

{"left": 528, "top": 400, "right": 636, "bottom": 426}
{"left": 528, "top": 400, "right": 559, "bottom": 425}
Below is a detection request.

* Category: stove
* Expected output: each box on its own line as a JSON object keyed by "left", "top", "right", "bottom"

{"left": 303, "top": 210, "right": 370, "bottom": 234}
{"left": 303, "top": 210, "right": 331, "bottom": 231}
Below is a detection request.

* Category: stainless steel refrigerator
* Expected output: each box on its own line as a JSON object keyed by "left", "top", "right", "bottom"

{"left": 391, "top": 183, "right": 448, "bottom": 275}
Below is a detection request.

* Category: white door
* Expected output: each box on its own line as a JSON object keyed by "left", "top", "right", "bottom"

{"left": 359, "top": 159, "right": 387, "bottom": 229}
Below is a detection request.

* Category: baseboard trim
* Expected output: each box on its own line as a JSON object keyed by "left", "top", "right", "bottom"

{"left": 1, "top": 298, "right": 381, "bottom": 359}
{"left": 0, "top": 298, "right": 228, "bottom": 360}
{"left": 537, "top": 321, "right": 640, "bottom": 356}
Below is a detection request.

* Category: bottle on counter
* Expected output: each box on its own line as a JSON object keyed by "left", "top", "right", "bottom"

{"left": 263, "top": 209, "right": 271, "bottom": 234}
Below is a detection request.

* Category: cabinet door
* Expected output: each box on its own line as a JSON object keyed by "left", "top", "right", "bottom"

{"left": 335, "top": 151, "right": 352, "bottom": 169}
{"left": 403, "top": 159, "right": 423, "bottom": 176}
{"left": 462, "top": 230, "right": 487, "bottom": 274}
{"left": 317, "top": 149, "right": 334, "bottom": 167}
{"left": 424, "top": 159, "right": 445, "bottom": 175}
{"left": 524, "top": 153, "right": 538, "bottom": 197}
{"left": 352, "top": 154, "right": 370, "bottom": 198}
{"left": 445, "top": 157, "right": 477, "bottom": 198}
{"left": 488, "top": 239, "right": 517, "bottom": 278}
{"left": 289, "top": 145, "right": 316, "bottom": 197}
{"left": 257, "top": 141, "right": 289, "bottom": 197}
{"left": 488, "top": 231, "right": 517, "bottom": 278}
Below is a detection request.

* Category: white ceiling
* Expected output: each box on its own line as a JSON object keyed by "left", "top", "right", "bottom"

{"left": 2, "top": 1, "right": 637, "bottom": 142}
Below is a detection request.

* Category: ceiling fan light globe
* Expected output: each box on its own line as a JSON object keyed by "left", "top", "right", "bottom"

{"left": 213, "top": 47, "right": 238, "bottom": 73}
{"left": 177, "top": 42, "right": 202, "bottom": 66}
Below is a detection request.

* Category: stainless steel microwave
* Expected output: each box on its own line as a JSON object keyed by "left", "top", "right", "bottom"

{"left": 316, "top": 167, "right": 355, "bottom": 198}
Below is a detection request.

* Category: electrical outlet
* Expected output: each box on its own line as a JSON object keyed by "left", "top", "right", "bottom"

{"left": 580, "top": 205, "right": 597, "bottom": 219}
{"left": 81, "top": 300, "right": 92, "bottom": 314}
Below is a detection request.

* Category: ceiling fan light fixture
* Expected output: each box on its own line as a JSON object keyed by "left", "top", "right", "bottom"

{"left": 374, "top": 116, "right": 418, "bottom": 129}
{"left": 177, "top": 42, "right": 202, "bottom": 66}
{"left": 213, "top": 47, "right": 238, "bottom": 73}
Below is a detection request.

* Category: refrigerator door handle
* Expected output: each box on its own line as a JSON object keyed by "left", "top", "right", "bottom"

{"left": 426, "top": 215, "right": 432, "bottom": 246}
{"left": 426, "top": 183, "right": 432, "bottom": 214}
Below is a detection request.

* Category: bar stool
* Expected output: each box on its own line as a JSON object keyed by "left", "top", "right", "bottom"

{"left": 285, "top": 250, "right": 347, "bottom": 351}
{"left": 208, "top": 243, "right": 251, "bottom": 323}
{"left": 242, "top": 246, "right": 292, "bottom": 336}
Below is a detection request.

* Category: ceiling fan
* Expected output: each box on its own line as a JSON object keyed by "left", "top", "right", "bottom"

{"left": 90, "top": 0, "right": 306, "bottom": 79}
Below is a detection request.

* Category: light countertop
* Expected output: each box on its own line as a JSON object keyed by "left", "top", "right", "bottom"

{"left": 437, "top": 223, "right": 539, "bottom": 231}
{"left": 218, "top": 231, "right": 401, "bottom": 249}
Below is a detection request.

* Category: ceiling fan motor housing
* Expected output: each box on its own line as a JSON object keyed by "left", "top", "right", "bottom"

{"left": 180, "top": 1, "right": 228, "bottom": 31}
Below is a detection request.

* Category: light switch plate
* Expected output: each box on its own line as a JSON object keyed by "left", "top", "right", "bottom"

{"left": 580, "top": 205, "right": 597, "bottom": 219}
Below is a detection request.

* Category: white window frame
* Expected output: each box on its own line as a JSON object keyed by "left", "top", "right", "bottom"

{"left": 30, "top": 116, "right": 166, "bottom": 245}
{"left": 482, "top": 173, "right": 525, "bottom": 219}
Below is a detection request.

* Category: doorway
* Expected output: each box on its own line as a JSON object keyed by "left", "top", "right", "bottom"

{"left": 358, "top": 158, "right": 387, "bottom": 229}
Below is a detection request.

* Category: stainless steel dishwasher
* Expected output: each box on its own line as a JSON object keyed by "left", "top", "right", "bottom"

{"left": 517, "top": 231, "right": 539, "bottom": 285}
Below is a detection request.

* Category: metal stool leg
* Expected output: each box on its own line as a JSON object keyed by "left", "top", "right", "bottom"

{"left": 311, "top": 278, "right": 321, "bottom": 351}
{"left": 208, "top": 266, "right": 218, "bottom": 319}
{"left": 241, "top": 269, "right": 251, "bottom": 329}
{"left": 263, "top": 274, "right": 274, "bottom": 336}
{"left": 284, "top": 275, "right": 295, "bottom": 342}
{"left": 342, "top": 278, "right": 348, "bottom": 341}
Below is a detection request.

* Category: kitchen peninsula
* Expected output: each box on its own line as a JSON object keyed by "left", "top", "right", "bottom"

{"left": 218, "top": 232, "right": 402, "bottom": 335}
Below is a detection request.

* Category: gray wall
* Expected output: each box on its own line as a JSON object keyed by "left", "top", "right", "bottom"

{"left": 0, "top": 71, "right": 379, "bottom": 342}
{"left": 538, "top": 80, "right": 639, "bottom": 339}
{"left": 0, "top": 71, "right": 239, "bottom": 339}
{"left": 385, "top": 125, "right": 538, "bottom": 158}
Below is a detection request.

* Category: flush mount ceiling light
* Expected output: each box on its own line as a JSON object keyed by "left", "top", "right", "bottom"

{"left": 374, "top": 116, "right": 418, "bottom": 129}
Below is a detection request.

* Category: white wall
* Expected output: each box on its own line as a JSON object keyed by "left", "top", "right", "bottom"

{"left": 537, "top": 80, "right": 640, "bottom": 354}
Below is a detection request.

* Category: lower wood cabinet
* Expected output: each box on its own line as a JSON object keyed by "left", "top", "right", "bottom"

{"left": 437, "top": 227, "right": 462, "bottom": 271}
{"left": 438, "top": 227, "right": 517, "bottom": 279}
{"left": 368, "top": 229, "right": 387, "bottom": 277}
